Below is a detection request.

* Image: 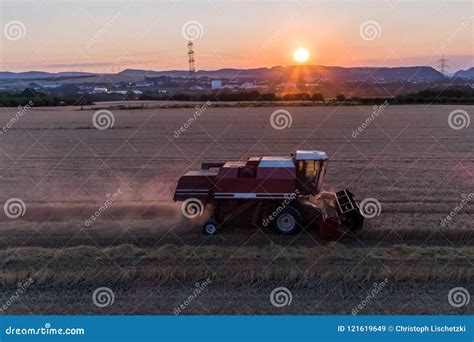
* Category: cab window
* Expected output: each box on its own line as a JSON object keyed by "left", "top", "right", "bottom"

{"left": 305, "top": 160, "right": 320, "bottom": 177}
{"left": 298, "top": 161, "right": 304, "bottom": 171}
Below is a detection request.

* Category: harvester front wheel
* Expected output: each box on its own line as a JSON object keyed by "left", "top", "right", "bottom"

{"left": 273, "top": 206, "right": 302, "bottom": 235}
{"left": 202, "top": 218, "right": 219, "bottom": 235}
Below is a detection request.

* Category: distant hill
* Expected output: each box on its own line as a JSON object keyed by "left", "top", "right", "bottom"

{"left": 0, "top": 71, "right": 93, "bottom": 80}
{"left": 2, "top": 64, "right": 471, "bottom": 83}
{"left": 119, "top": 65, "right": 445, "bottom": 82}
{"left": 118, "top": 67, "right": 273, "bottom": 79}
{"left": 454, "top": 67, "right": 474, "bottom": 80}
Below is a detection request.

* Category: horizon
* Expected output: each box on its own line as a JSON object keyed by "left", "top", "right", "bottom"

{"left": 1, "top": 62, "right": 472, "bottom": 75}
{"left": 1, "top": 0, "right": 473, "bottom": 73}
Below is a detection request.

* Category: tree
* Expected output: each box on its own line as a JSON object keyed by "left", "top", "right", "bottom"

{"left": 312, "top": 93, "right": 324, "bottom": 102}
{"left": 336, "top": 94, "right": 346, "bottom": 101}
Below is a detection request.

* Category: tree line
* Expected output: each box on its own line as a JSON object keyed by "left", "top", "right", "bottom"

{"left": 1, "top": 86, "right": 473, "bottom": 107}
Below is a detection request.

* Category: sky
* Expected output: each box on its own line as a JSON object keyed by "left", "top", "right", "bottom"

{"left": 0, "top": 0, "right": 473, "bottom": 73}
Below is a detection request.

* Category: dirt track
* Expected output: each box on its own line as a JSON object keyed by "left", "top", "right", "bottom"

{"left": 0, "top": 104, "right": 472, "bottom": 314}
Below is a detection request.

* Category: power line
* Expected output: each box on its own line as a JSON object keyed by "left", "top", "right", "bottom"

{"left": 120, "top": 48, "right": 183, "bottom": 57}
{"left": 437, "top": 55, "right": 449, "bottom": 76}
{"left": 188, "top": 41, "right": 196, "bottom": 79}
{"left": 3, "top": 48, "right": 183, "bottom": 66}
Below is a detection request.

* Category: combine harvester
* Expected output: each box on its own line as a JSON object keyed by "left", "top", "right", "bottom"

{"left": 173, "top": 150, "right": 364, "bottom": 240}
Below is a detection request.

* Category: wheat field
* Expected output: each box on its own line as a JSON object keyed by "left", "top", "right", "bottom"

{"left": 0, "top": 104, "right": 472, "bottom": 314}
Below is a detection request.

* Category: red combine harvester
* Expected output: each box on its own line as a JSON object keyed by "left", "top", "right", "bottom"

{"left": 173, "top": 150, "right": 364, "bottom": 240}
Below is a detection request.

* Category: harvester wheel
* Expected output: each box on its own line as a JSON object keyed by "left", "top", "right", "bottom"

{"left": 273, "top": 206, "right": 302, "bottom": 235}
{"left": 202, "top": 218, "right": 219, "bottom": 235}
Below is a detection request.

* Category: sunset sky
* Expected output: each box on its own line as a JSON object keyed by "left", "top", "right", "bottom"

{"left": 1, "top": 0, "right": 472, "bottom": 73}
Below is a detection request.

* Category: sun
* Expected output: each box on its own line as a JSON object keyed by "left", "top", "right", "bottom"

{"left": 293, "top": 48, "right": 309, "bottom": 63}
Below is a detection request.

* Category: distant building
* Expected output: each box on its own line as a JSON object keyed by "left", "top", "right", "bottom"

{"left": 135, "top": 81, "right": 153, "bottom": 88}
{"left": 92, "top": 87, "right": 108, "bottom": 94}
{"left": 241, "top": 81, "right": 256, "bottom": 89}
{"left": 42, "top": 83, "right": 62, "bottom": 89}
{"left": 211, "top": 80, "right": 222, "bottom": 89}
{"left": 108, "top": 90, "right": 143, "bottom": 95}
{"left": 145, "top": 76, "right": 173, "bottom": 87}
{"left": 190, "top": 85, "right": 205, "bottom": 91}
{"left": 225, "top": 80, "right": 239, "bottom": 89}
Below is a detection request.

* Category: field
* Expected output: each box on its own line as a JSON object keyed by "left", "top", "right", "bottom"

{"left": 0, "top": 103, "right": 472, "bottom": 315}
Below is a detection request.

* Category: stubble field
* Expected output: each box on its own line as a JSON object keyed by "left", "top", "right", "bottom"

{"left": 0, "top": 103, "right": 472, "bottom": 315}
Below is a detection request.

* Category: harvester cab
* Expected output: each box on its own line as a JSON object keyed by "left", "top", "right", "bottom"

{"left": 173, "top": 150, "right": 364, "bottom": 239}
{"left": 292, "top": 150, "right": 328, "bottom": 196}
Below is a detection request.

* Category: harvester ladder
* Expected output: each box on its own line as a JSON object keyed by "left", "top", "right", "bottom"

{"left": 335, "top": 189, "right": 355, "bottom": 214}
